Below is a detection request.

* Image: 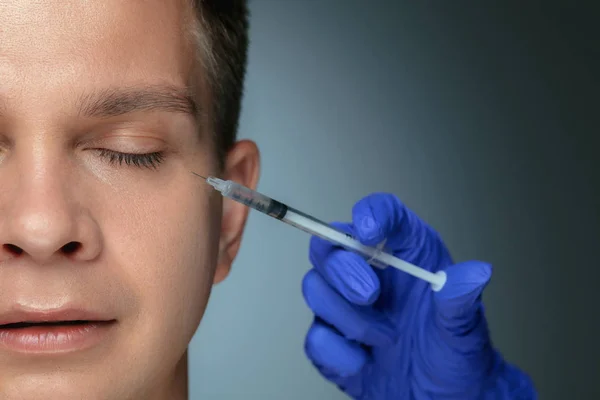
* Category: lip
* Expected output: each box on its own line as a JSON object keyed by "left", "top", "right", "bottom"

{"left": 0, "top": 308, "right": 113, "bottom": 326}
{"left": 0, "top": 307, "right": 117, "bottom": 354}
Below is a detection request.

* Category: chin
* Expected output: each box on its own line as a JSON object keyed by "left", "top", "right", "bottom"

{"left": 1, "top": 375, "right": 134, "bottom": 400}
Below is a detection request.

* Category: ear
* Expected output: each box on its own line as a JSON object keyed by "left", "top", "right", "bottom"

{"left": 213, "top": 139, "right": 260, "bottom": 284}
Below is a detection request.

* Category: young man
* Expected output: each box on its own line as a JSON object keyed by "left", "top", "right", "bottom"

{"left": 0, "top": 1, "right": 536, "bottom": 399}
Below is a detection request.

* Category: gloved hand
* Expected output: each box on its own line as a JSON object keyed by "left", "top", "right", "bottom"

{"left": 302, "top": 193, "right": 536, "bottom": 399}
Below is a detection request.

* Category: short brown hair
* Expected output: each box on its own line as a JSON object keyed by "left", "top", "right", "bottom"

{"left": 191, "top": 0, "right": 250, "bottom": 168}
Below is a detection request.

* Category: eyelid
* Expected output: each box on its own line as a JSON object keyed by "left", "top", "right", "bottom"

{"left": 84, "top": 134, "right": 166, "bottom": 153}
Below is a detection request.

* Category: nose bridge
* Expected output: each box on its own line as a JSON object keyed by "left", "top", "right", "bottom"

{"left": 19, "top": 135, "right": 73, "bottom": 213}
{"left": 2, "top": 137, "right": 80, "bottom": 261}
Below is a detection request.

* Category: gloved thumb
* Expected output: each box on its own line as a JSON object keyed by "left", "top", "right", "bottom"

{"left": 427, "top": 262, "right": 498, "bottom": 390}
{"left": 433, "top": 261, "right": 492, "bottom": 330}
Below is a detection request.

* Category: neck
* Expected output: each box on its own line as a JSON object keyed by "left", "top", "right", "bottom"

{"left": 171, "top": 351, "right": 189, "bottom": 399}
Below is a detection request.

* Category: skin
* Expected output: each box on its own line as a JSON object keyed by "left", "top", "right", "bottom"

{"left": 0, "top": 1, "right": 259, "bottom": 399}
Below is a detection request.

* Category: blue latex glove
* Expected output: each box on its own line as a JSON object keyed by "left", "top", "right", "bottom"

{"left": 302, "top": 193, "right": 536, "bottom": 399}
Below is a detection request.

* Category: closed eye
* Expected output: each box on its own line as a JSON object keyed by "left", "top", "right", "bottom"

{"left": 96, "top": 149, "right": 165, "bottom": 169}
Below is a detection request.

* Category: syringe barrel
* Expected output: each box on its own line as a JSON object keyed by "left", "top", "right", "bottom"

{"left": 220, "top": 181, "right": 289, "bottom": 219}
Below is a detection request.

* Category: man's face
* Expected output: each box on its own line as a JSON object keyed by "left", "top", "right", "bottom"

{"left": 0, "top": 1, "right": 256, "bottom": 398}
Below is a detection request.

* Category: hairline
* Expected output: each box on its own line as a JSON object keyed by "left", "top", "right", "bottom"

{"left": 185, "top": 1, "right": 249, "bottom": 172}
{"left": 183, "top": 5, "right": 223, "bottom": 171}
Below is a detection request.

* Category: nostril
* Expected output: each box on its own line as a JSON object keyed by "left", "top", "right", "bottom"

{"left": 61, "top": 242, "right": 81, "bottom": 254}
{"left": 3, "top": 244, "right": 24, "bottom": 256}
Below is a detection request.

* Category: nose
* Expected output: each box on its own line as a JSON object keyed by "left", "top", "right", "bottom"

{"left": 0, "top": 169, "right": 102, "bottom": 264}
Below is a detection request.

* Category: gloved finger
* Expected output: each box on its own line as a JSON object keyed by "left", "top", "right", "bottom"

{"left": 352, "top": 193, "right": 406, "bottom": 246}
{"left": 309, "top": 222, "right": 381, "bottom": 306}
{"left": 304, "top": 319, "right": 368, "bottom": 378}
{"left": 352, "top": 193, "right": 445, "bottom": 265}
{"left": 302, "top": 269, "right": 396, "bottom": 347}
{"left": 433, "top": 260, "right": 492, "bottom": 338}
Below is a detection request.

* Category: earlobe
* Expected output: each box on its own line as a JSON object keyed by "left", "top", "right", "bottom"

{"left": 213, "top": 240, "right": 231, "bottom": 284}
{"left": 213, "top": 140, "right": 260, "bottom": 285}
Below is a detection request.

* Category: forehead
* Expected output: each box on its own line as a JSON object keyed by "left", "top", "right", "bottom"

{"left": 0, "top": 0, "right": 196, "bottom": 101}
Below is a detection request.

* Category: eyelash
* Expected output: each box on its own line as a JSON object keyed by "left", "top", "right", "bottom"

{"left": 97, "top": 149, "right": 165, "bottom": 169}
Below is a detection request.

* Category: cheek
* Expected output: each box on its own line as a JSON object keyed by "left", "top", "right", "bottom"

{"left": 100, "top": 180, "right": 221, "bottom": 360}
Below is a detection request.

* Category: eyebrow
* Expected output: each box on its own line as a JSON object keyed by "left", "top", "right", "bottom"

{"left": 77, "top": 85, "right": 198, "bottom": 118}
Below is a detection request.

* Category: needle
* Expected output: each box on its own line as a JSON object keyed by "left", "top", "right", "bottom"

{"left": 191, "top": 172, "right": 208, "bottom": 180}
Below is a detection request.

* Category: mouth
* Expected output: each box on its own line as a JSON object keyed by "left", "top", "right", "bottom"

{"left": 0, "top": 310, "right": 118, "bottom": 354}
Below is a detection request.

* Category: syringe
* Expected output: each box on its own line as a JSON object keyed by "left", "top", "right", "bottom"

{"left": 192, "top": 173, "right": 447, "bottom": 291}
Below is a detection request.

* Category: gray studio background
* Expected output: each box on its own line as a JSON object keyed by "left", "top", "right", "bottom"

{"left": 190, "top": 2, "right": 599, "bottom": 399}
